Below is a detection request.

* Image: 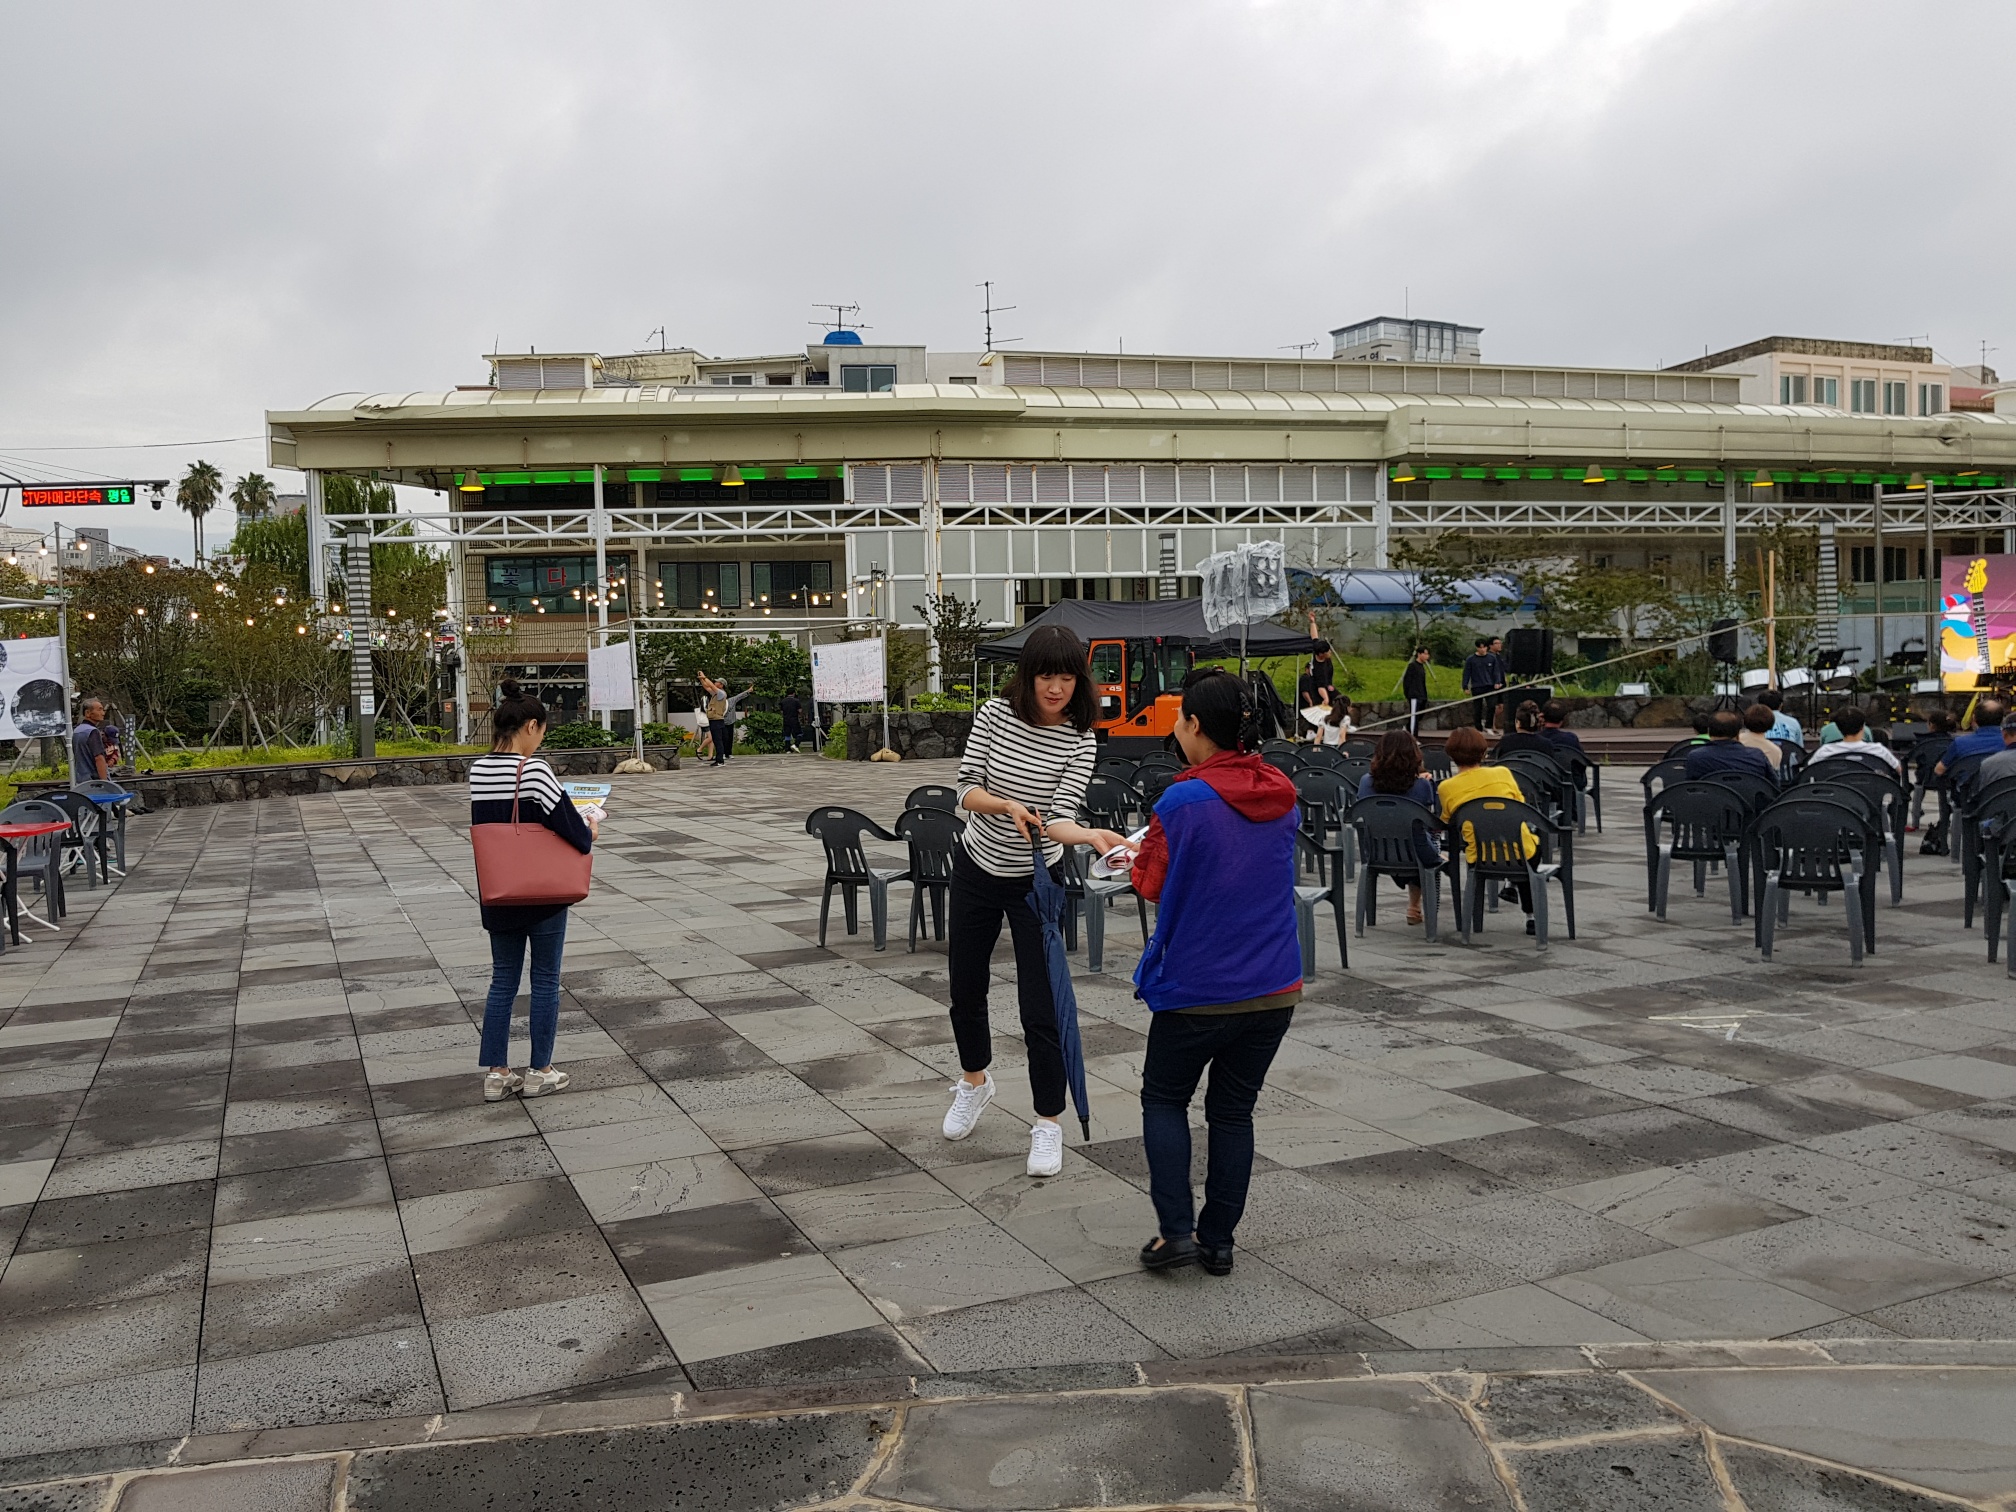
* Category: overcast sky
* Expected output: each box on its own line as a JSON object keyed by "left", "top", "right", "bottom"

{"left": 3, "top": 0, "right": 2008, "bottom": 560}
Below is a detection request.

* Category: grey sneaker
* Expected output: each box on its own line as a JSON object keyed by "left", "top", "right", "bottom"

{"left": 522, "top": 1068, "right": 570, "bottom": 1097}
{"left": 483, "top": 1070, "right": 523, "bottom": 1103}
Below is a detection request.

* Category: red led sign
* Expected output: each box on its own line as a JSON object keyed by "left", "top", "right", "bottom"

{"left": 19, "top": 485, "right": 135, "bottom": 507}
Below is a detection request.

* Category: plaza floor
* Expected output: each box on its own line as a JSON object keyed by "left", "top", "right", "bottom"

{"left": 2, "top": 754, "right": 2015, "bottom": 1483}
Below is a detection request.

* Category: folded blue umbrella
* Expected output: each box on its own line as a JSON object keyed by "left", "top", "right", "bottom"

{"left": 1025, "top": 833, "right": 1093, "bottom": 1140}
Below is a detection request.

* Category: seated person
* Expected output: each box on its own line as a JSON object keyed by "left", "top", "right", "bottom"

{"left": 1355, "top": 729, "right": 1442, "bottom": 926}
{"left": 1738, "top": 702, "right": 1783, "bottom": 770}
{"left": 1757, "top": 687, "right": 1803, "bottom": 743}
{"left": 1935, "top": 696, "right": 2009, "bottom": 776}
{"left": 1684, "top": 710, "right": 1774, "bottom": 780}
{"left": 1538, "top": 700, "right": 1584, "bottom": 755}
{"left": 1909, "top": 709, "right": 1956, "bottom": 830}
{"left": 1811, "top": 706, "right": 1901, "bottom": 772}
{"left": 1438, "top": 726, "right": 1537, "bottom": 932}
{"left": 1494, "top": 700, "right": 1556, "bottom": 758}
{"left": 1977, "top": 712, "right": 2016, "bottom": 787}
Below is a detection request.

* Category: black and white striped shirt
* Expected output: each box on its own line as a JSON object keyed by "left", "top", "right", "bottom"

{"left": 469, "top": 753, "right": 594, "bottom": 929}
{"left": 954, "top": 698, "right": 1097, "bottom": 876}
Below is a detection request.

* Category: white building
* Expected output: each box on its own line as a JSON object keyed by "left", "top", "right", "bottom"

{"left": 1330, "top": 316, "right": 1483, "bottom": 364}
{"left": 1669, "top": 336, "right": 1955, "bottom": 417}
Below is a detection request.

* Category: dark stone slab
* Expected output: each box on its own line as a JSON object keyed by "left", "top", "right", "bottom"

{"left": 632, "top": 1038, "right": 776, "bottom": 1082}
{"left": 60, "top": 1106, "right": 224, "bottom": 1157}
{"left": 1680, "top": 1085, "right": 1888, "bottom": 1142}
{"left": 212, "top": 1158, "right": 392, "bottom": 1226}
{"left": 115, "top": 1458, "right": 336, "bottom": 1511}
{"left": 1560, "top": 1107, "right": 1775, "bottom": 1166}
{"left": 727, "top": 1133, "right": 917, "bottom": 1196}
{"left": 1437, "top": 1126, "right": 1656, "bottom": 1189}
{"left": 15, "top": 1181, "right": 214, "bottom": 1253}
{"left": 226, "top": 1061, "right": 368, "bottom": 1103}
{"left": 0, "top": 1478, "right": 116, "bottom": 1511}
{"left": 873, "top": 1389, "right": 1241, "bottom": 1510}
{"left": 603, "top": 1199, "right": 811, "bottom": 1288}
{"left": 1463, "top": 1073, "right": 1650, "bottom": 1123}
{"left": 1304, "top": 1147, "right": 1523, "bottom": 1217}
{"left": 387, "top": 1135, "right": 561, "bottom": 1200}
{"left": 684, "top": 1325, "right": 929, "bottom": 1391}
{"left": 410, "top": 1227, "right": 632, "bottom": 1323}
{"left": 200, "top": 1259, "right": 424, "bottom": 1362}
{"left": 217, "top": 1120, "right": 382, "bottom": 1176}
{"left": 77, "top": 1075, "right": 229, "bottom": 1122}
{"left": 1720, "top": 1441, "right": 1967, "bottom": 1510}
{"left": 0, "top": 1442, "right": 181, "bottom": 1492}
{"left": 1250, "top": 1378, "right": 1512, "bottom": 1512}
{"left": 1505, "top": 1433, "right": 1725, "bottom": 1510}
{"left": 0, "top": 1092, "right": 85, "bottom": 1131}
{"left": 0, "top": 1232, "right": 209, "bottom": 1315}
{"left": 346, "top": 1414, "right": 881, "bottom": 1512}
{"left": 1475, "top": 1371, "right": 1685, "bottom": 1443}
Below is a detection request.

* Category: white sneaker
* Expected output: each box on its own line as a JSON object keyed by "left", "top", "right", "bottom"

{"left": 522, "top": 1067, "right": 570, "bottom": 1098}
{"left": 483, "top": 1070, "right": 523, "bottom": 1103}
{"left": 1027, "top": 1119, "right": 1064, "bottom": 1177}
{"left": 942, "top": 1072, "right": 995, "bottom": 1139}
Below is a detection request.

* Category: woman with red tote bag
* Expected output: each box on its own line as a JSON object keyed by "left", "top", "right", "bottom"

{"left": 470, "top": 680, "right": 596, "bottom": 1103}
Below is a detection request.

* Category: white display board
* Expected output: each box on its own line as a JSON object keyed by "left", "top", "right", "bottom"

{"left": 812, "top": 638, "right": 885, "bottom": 704}
{"left": 0, "top": 637, "right": 68, "bottom": 740}
{"left": 587, "top": 643, "right": 635, "bottom": 711}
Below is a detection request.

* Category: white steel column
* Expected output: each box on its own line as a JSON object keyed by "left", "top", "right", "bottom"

{"left": 1373, "top": 465, "right": 1392, "bottom": 569}
{"left": 306, "top": 468, "right": 328, "bottom": 603}
{"left": 1721, "top": 470, "right": 1738, "bottom": 579}
{"left": 593, "top": 463, "right": 610, "bottom": 730}
{"left": 923, "top": 460, "right": 943, "bottom": 693}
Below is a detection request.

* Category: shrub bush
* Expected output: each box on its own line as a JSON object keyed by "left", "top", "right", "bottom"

{"left": 739, "top": 710, "right": 786, "bottom": 753}
{"left": 542, "top": 721, "right": 620, "bottom": 749}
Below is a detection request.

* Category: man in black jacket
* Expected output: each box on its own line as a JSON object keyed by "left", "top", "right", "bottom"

{"left": 1460, "top": 639, "right": 1506, "bottom": 730}
{"left": 1402, "top": 648, "right": 1431, "bottom": 732}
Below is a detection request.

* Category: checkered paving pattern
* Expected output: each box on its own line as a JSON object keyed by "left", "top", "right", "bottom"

{"left": 1, "top": 755, "right": 2013, "bottom": 1460}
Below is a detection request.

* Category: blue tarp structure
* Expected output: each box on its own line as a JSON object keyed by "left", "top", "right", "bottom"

{"left": 1290, "top": 567, "right": 1535, "bottom": 612}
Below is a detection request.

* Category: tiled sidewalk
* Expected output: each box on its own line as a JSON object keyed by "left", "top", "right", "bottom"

{"left": 1, "top": 755, "right": 2014, "bottom": 1468}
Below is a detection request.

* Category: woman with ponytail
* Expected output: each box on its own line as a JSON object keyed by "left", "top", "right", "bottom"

{"left": 469, "top": 679, "right": 596, "bottom": 1103}
{"left": 1123, "top": 667, "right": 1302, "bottom": 1277}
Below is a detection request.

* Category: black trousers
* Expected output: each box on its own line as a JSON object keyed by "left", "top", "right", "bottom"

{"left": 707, "top": 719, "right": 729, "bottom": 764}
{"left": 947, "top": 848, "right": 1067, "bottom": 1118}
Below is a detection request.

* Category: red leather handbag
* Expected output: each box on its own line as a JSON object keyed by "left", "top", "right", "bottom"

{"left": 471, "top": 758, "right": 593, "bottom": 907}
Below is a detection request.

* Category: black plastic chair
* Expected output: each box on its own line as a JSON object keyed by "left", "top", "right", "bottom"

{"left": 1292, "top": 832, "right": 1350, "bottom": 975}
{"left": 1663, "top": 736, "right": 1705, "bottom": 761}
{"left": 894, "top": 806, "right": 961, "bottom": 953}
{"left": 1136, "top": 752, "right": 1184, "bottom": 780}
{"left": 1334, "top": 758, "right": 1372, "bottom": 794}
{"left": 1560, "top": 750, "right": 1603, "bottom": 834}
{"left": 805, "top": 807, "right": 908, "bottom": 951}
{"left": 1300, "top": 745, "right": 1347, "bottom": 771}
{"left": 1293, "top": 767, "right": 1354, "bottom": 885}
{"left": 1422, "top": 744, "right": 1455, "bottom": 780}
{"left": 904, "top": 784, "right": 959, "bottom": 814}
{"left": 1260, "top": 739, "right": 1301, "bottom": 756}
{"left": 1644, "top": 781, "right": 1751, "bottom": 922}
{"left": 1772, "top": 739, "right": 1808, "bottom": 785}
{"left": 1958, "top": 775, "right": 2016, "bottom": 930}
{"left": 1133, "top": 764, "right": 1176, "bottom": 807}
{"left": 1341, "top": 738, "right": 1379, "bottom": 759}
{"left": 1803, "top": 763, "right": 1908, "bottom": 904}
{"left": 1700, "top": 769, "right": 1779, "bottom": 814}
{"left": 73, "top": 780, "right": 133, "bottom": 873}
{"left": 0, "top": 799, "right": 67, "bottom": 942}
{"left": 1347, "top": 794, "right": 1447, "bottom": 942}
{"left": 1094, "top": 754, "right": 1141, "bottom": 783}
{"left": 1640, "top": 758, "right": 1692, "bottom": 800}
{"left": 1080, "top": 773, "right": 1143, "bottom": 833}
{"left": 1446, "top": 795, "right": 1573, "bottom": 949}
{"left": 1500, "top": 752, "right": 1573, "bottom": 826}
{"left": 1747, "top": 796, "right": 1881, "bottom": 963}
{"left": 1262, "top": 748, "right": 1306, "bottom": 780}
{"left": 1976, "top": 807, "right": 2016, "bottom": 974}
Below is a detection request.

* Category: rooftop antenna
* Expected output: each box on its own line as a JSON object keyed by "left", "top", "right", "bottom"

{"left": 1280, "top": 341, "right": 1320, "bottom": 359}
{"left": 978, "top": 281, "right": 1020, "bottom": 353}
{"left": 810, "top": 303, "right": 869, "bottom": 335}
{"left": 644, "top": 326, "right": 668, "bottom": 352}
{"left": 1981, "top": 338, "right": 1999, "bottom": 376}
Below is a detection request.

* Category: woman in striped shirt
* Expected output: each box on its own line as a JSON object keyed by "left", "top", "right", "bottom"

{"left": 942, "top": 625, "right": 1127, "bottom": 1177}
{"left": 470, "top": 680, "right": 597, "bottom": 1103}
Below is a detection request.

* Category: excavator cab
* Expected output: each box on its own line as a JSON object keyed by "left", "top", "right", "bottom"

{"left": 1087, "top": 638, "right": 1194, "bottom": 752}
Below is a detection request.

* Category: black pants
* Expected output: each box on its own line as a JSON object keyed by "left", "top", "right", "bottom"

{"left": 947, "top": 848, "right": 1067, "bottom": 1118}
{"left": 1141, "top": 1007, "right": 1294, "bottom": 1248}
{"left": 707, "top": 719, "right": 729, "bottom": 764}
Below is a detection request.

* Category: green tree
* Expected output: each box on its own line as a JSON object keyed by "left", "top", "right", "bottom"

{"left": 228, "top": 511, "right": 311, "bottom": 598}
{"left": 176, "top": 459, "right": 224, "bottom": 561}
{"left": 915, "top": 593, "right": 991, "bottom": 692}
{"left": 229, "top": 472, "right": 277, "bottom": 520}
{"left": 67, "top": 561, "right": 211, "bottom": 731}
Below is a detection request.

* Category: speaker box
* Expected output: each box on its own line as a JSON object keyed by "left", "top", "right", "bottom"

{"left": 1708, "top": 618, "right": 1740, "bottom": 664}
{"left": 1506, "top": 627, "right": 1554, "bottom": 677}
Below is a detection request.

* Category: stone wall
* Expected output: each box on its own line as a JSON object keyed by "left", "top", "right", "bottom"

{"left": 18, "top": 746, "right": 683, "bottom": 810}
{"left": 841, "top": 711, "right": 975, "bottom": 761}
{"left": 1351, "top": 691, "right": 1957, "bottom": 731}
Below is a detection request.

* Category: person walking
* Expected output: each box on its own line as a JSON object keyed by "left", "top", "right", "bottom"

{"left": 1461, "top": 638, "right": 1505, "bottom": 731}
{"left": 1402, "top": 647, "right": 1431, "bottom": 733}
{"left": 471, "top": 680, "right": 596, "bottom": 1103}
{"left": 1124, "top": 668, "right": 1302, "bottom": 1275}
{"left": 942, "top": 624, "right": 1126, "bottom": 1177}
{"left": 781, "top": 688, "right": 804, "bottom": 753}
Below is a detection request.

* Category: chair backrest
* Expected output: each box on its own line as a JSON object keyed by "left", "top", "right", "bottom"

{"left": 1080, "top": 773, "right": 1142, "bottom": 828}
{"left": 1749, "top": 795, "right": 1880, "bottom": 886}
{"left": 1260, "top": 739, "right": 1301, "bottom": 756}
{"left": 1647, "top": 781, "right": 1752, "bottom": 853}
{"left": 0, "top": 800, "right": 67, "bottom": 826}
{"left": 894, "top": 806, "right": 963, "bottom": 882}
{"left": 1447, "top": 794, "right": 1554, "bottom": 871}
{"left": 1804, "top": 762, "right": 1906, "bottom": 819}
{"left": 804, "top": 807, "right": 894, "bottom": 881}
{"left": 1699, "top": 769, "right": 1778, "bottom": 812}
{"left": 1341, "top": 738, "right": 1379, "bottom": 759}
{"left": 1499, "top": 748, "right": 1570, "bottom": 780}
{"left": 1422, "top": 744, "right": 1454, "bottom": 779}
{"left": 904, "top": 784, "right": 959, "bottom": 813}
{"left": 1094, "top": 754, "right": 1140, "bottom": 782}
{"left": 75, "top": 780, "right": 130, "bottom": 800}
{"left": 1334, "top": 758, "right": 1372, "bottom": 792}
{"left": 1262, "top": 749, "right": 1305, "bottom": 779}
{"left": 1640, "top": 757, "right": 1691, "bottom": 799}
{"left": 1772, "top": 739, "right": 1808, "bottom": 782}
{"left": 1300, "top": 745, "right": 1346, "bottom": 770}
{"left": 1783, "top": 778, "right": 1880, "bottom": 828}
{"left": 1135, "top": 752, "right": 1184, "bottom": 776}
{"left": 1944, "top": 750, "right": 1989, "bottom": 800}
{"left": 1347, "top": 794, "right": 1442, "bottom": 872}
{"left": 1293, "top": 767, "right": 1351, "bottom": 821}
{"left": 44, "top": 791, "right": 96, "bottom": 825}
{"left": 1663, "top": 737, "right": 1704, "bottom": 761}
{"left": 1134, "top": 765, "right": 1177, "bottom": 805}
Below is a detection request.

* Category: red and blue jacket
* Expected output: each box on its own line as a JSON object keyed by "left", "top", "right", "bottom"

{"left": 1131, "top": 752, "right": 1303, "bottom": 1013}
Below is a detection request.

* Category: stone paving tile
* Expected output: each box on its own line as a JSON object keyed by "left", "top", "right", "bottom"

{"left": 1250, "top": 1378, "right": 1514, "bottom": 1511}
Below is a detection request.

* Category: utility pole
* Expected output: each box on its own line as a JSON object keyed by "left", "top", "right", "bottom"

{"left": 593, "top": 464, "right": 610, "bottom": 731}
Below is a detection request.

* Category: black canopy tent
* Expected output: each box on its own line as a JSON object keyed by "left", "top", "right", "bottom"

{"left": 976, "top": 600, "right": 1320, "bottom": 662}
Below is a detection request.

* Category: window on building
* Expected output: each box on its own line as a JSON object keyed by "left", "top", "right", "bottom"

{"left": 731, "top": 374, "right": 754, "bottom": 386}
{"left": 1884, "top": 546, "right": 1913, "bottom": 582}
{"left": 659, "top": 560, "right": 742, "bottom": 611}
{"left": 1920, "top": 383, "right": 1945, "bottom": 415}
{"left": 1849, "top": 546, "right": 1876, "bottom": 583}
{"left": 804, "top": 370, "right": 830, "bottom": 386}
{"left": 840, "top": 364, "right": 896, "bottom": 392}
{"left": 1813, "top": 376, "right": 1839, "bottom": 406}
{"left": 949, "top": 375, "right": 978, "bottom": 384}
{"left": 765, "top": 373, "right": 794, "bottom": 386}
{"left": 483, "top": 554, "right": 631, "bottom": 615}
{"left": 1883, "top": 381, "right": 1908, "bottom": 415}
{"left": 749, "top": 560, "right": 834, "bottom": 608}
{"left": 1780, "top": 374, "right": 1808, "bottom": 404}
{"left": 1950, "top": 537, "right": 1979, "bottom": 556}
{"left": 1851, "top": 378, "right": 1878, "bottom": 413}
{"left": 709, "top": 376, "right": 732, "bottom": 386}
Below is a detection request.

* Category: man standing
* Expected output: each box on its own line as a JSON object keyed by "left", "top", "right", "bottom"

{"left": 1461, "top": 638, "right": 1506, "bottom": 730}
{"left": 781, "top": 688, "right": 804, "bottom": 754}
{"left": 70, "top": 696, "right": 111, "bottom": 786}
{"left": 1401, "top": 647, "right": 1431, "bottom": 733}
{"left": 1299, "top": 612, "right": 1335, "bottom": 710}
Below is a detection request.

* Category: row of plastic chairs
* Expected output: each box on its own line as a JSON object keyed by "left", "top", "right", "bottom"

{"left": 0, "top": 782, "right": 130, "bottom": 951}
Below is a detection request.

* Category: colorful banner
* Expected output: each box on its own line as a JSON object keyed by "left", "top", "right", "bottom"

{"left": 0, "top": 637, "right": 68, "bottom": 740}
{"left": 1941, "top": 553, "right": 2016, "bottom": 689}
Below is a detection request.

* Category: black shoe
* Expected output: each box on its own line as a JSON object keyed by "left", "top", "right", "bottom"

{"left": 1525, "top": 918, "right": 1536, "bottom": 935}
{"left": 1198, "top": 1242, "right": 1234, "bottom": 1276}
{"left": 1499, "top": 887, "right": 1521, "bottom": 903}
{"left": 1139, "top": 1235, "right": 1197, "bottom": 1271}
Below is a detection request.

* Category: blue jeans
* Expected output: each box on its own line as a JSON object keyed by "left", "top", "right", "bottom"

{"left": 1140, "top": 1006, "right": 1293, "bottom": 1248}
{"left": 479, "top": 910, "right": 567, "bottom": 1068}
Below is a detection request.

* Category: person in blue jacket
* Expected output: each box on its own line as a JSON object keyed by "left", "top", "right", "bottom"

{"left": 1124, "top": 668, "right": 1303, "bottom": 1276}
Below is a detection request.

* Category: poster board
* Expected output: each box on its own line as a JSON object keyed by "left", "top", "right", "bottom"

{"left": 0, "top": 637, "right": 68, "bottom": 740}
{"left": 1940, "top": 553, "right": 2016, "bottom": 690}
{"left": 812, "top": 637, "right": 885, "bottom": 704}
{"left": 587, "top": 642, "right": 635, "bottom": 711}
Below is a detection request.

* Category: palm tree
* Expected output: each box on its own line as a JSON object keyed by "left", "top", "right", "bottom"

{"left": 176, "top": 460, "right": 224, "bottom": 561}
{"left": 229, "top": 472, "right": 277, "bottom": 521}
